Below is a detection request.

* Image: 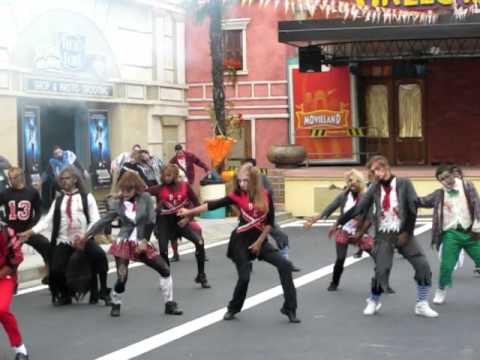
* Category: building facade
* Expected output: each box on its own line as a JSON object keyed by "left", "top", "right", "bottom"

{"left": 0, "top": 0, "right": 188, "bottom": 182}
{"left": 185, "top": 4, "right": 295, "bottom": 170}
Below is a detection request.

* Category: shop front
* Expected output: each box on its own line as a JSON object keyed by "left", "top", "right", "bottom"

{"left": 0, "top": 3, "right": 189, "bottom": 197}
{"left": 279, "top": 13, "right": 480, "bottom": 166}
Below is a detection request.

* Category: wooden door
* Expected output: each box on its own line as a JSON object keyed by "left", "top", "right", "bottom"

{"left": 393, "top": 79, "right": 426, "bottom": 165}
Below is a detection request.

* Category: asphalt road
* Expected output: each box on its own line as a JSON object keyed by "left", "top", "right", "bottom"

{"left": 3, "top": 221, "right": 480, "bottom": 360}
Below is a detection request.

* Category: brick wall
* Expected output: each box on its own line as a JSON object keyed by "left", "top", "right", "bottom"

{"left": 267, "top": 168, "right": 285, "bottom": 210}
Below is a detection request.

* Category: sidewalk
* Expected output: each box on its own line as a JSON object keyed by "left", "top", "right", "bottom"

{"left": 18, "top": 212, "right": 294, "bottom": 288}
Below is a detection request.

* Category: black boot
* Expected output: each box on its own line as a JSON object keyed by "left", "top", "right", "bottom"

{"left": 327, "top": 282, "right": 338, "bottom": 291}
{"left": 280, "top": 307, "right": 301, "bottom": 323}
{"left": 54, "top": 295, "right": 72, "bottom": 306}
{"left": 15, "top": 353, "right": 29, "bottom": 360}
{"left": 331, "top": 259, "right": 344, "bottom": 290}
{"left": 100, "top": 288, "right": 113, "bottom": 306}
{"left": 223, "top": 310, "right": 237, "bottom": 320}
{"left": 170, "top": 253, "right": 180, "bottom": 262}
{"left": 195, "top": 273, "right": 211, "bottom": 289}
{"left": 110, "top": 304, "right": 121, "bottom": 317}
{"left": 353, "top": 249, "right": 363, "bottom": 258}
{"left": 165, "top": 301, "right": 183, "bottom": 315}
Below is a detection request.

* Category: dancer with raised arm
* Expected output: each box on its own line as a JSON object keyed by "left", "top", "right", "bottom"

{"left": 304, "top": 169, "right": 375, "bottom": 291}
{"left": 337, "top": 156, "right": 437, "bottom": 317}
{"left": 178, "top": 164, "right": 299, "bottom": 323}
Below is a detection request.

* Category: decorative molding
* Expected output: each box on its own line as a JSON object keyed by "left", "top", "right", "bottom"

{"left": 221, "top": 18, "right": 250, "bottom": 31}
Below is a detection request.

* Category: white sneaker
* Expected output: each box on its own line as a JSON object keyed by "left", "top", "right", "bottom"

{"left": 433, "top": 289, "right": 447, "bottom": 304}
{"left": 415, "top": 301, "right": 439, "bottom": 318}
{"left": 363, "top": 298, "right": 382, "bottom": 315}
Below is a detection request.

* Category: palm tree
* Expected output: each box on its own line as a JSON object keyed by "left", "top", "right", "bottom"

{"left": 188, "top": 0, "right": 228, "bottom": 136}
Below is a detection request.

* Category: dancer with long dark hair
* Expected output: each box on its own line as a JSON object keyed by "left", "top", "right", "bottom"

{"left": 178, "top": 164, "right": 299, "bottom": 323}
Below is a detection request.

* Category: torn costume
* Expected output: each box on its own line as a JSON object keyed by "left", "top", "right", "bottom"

{"left": 338, "top": 176, "right": 436, "bottom": 316}
{"left": 86, "top": 192, "right": 181, "bottom": 316}
{"left": 32, "top": 191, "right": 110, "bottom": 305}
{"left": 320, "top": 189, "right": 373, "bottom": 290}
{"left": 207, "top": 190, "right": 298, "bottom": 320}
{"left": 148, "top": 182, "right": 209, "bottom": 287}
{"left": 417, "top": 178, "right": 480, "bottom": 293}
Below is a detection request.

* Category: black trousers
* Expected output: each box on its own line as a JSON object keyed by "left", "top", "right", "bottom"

{"left": 25, "top": 234, "right": 50, "bottom": 266}
{"left": 331, "top": 243, "right": 374, "bottom": 286}
{"left": 227, "top": 233, "right": 297, "bottom": 313}
{"left": 155, "top": 215, "right": 206, "bottom": 275}
{"left": 113, "top": 254, "right": 170, "bottom": 294}
{"left": 50, "top": 240, "right": 109, "bottom": 299}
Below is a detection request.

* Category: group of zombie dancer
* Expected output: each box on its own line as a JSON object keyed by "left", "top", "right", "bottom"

{"left": 0, "top": 156, "right": 299, "bottom": 359}
{"left": 306, "top": 156, "right": 480, "bottom": 318}
{"left": 2, "top": 153, "right": 480, "bottom": 359}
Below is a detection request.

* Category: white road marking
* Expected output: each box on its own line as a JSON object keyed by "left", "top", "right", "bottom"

{"left": 94, "top": 223, "right": 432, "bottom": 360}
{"left": 15, "top": 239, "right": 230, "bottom": 296}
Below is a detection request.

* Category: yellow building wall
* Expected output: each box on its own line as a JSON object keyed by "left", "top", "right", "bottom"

{"left": 0, "top": 96, "right": 18, "bottom": 165}
{"left": 109, "top": 104, "right": 149, "bottom": 158}
{"left": 285, "top": 176, "right": 480, "bottom": 217}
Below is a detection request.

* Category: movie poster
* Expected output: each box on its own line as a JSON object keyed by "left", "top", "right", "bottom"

{"left": 288, "top": 62, "right": 359, "bottom": 164}
{"left": 88, "top": 110, "right": 111, "bottom": 187}
{"left": 22, "top": 106, "right": 41, "bottom": 175}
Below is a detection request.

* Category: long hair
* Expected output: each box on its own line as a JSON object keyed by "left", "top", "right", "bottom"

{"left": 116, "top": 171, "right": 146, "bottom": 193}
{"left": 233, "top": 163, "right": 268, "bottom": 213}
{"left": 7, "top": 167, "right": 26, "bottom": 190}
{"left": 58, "top": 166, "right": 87, "bottom": 193}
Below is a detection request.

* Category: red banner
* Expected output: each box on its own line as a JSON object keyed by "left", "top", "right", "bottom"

{"left": 291, "top": 65, "right": 357, "bottom": 163}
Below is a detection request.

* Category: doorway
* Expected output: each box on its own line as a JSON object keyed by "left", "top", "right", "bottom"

{"left": 40, "top": 106, "right": 77, "bottom": 171}
{"left": 361, "top": 77, "right": 426, "bottom": 165}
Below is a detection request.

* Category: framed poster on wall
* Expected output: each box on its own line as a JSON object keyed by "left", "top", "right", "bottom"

{"left": 288, "top": 60, "right": 360, "bottom": 164}
{"left": 88, "top": 110, "right": 111, "bottom": 187}
{"left": 22, "top": 105, "right": 41, "bottom": 183}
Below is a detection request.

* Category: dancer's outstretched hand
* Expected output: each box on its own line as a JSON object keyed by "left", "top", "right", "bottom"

{"left": 303, "top": 218, "right": 315, "bottom": 230}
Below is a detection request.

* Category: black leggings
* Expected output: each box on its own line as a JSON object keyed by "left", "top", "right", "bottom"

{"left": 156, "top": 215, "right": 206, "bottom": 275}
{"left": 331, "top": 243, "right": 374, "bottom": 286}
{"left": 228, "top": 237, "right": 297, "bottom": 313}
{"left": 113, "top": 254, "right": 170, "bottom": 293}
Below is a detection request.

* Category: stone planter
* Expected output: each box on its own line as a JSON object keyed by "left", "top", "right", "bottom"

{"left": 267, "top": 144, "right": 306, "bottom": 168}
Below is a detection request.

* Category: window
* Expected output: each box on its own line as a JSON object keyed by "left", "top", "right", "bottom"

{"left": 398, "top": 83, "right": 422, "bottom": 138}
{"left": 365, "top": 84, "right": 389, "bottom": 138}
{"left": 222, "top": 18, "right": 249, "bottom": 74}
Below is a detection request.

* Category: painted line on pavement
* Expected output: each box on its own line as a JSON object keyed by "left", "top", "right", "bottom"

{"left": 94, "top": 222, "right": 432, "bottom": 360}
{"left": 15, "top": 238, "right": 231, "bottom": 296}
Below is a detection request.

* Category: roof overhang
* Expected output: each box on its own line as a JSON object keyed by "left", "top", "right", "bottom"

{"left": 279, "top": 14, "right": 480, "bottom": 62}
